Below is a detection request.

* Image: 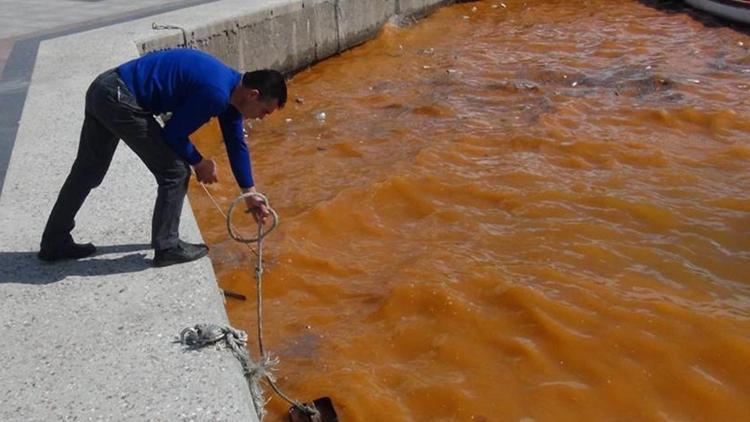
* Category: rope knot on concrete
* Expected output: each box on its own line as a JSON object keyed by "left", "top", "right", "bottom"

{"left": 178, "top": 323, "right": 273, "bottom": 420}
{"left": 179, "top": 323, "right": 247, "bottom": 348}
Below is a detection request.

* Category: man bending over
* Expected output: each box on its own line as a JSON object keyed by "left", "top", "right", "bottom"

{"left": 39, "top": 48, "right": 286, "bottom": 267}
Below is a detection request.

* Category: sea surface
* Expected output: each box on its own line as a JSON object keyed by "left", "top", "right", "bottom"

{"left": 190, "top": 1, "right": 750, "bottom": 420}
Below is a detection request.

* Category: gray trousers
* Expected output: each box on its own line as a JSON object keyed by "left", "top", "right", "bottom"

{"left": 41, "top": 69, "right": 190, "bottom": 251}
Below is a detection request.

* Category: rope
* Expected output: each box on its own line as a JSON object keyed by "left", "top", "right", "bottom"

{"left": 226, "top": 192, "right": 279, "bottom": 244}
{"left": 195, "top": 185, "right": 318, "bottom": 419}
{"left": 179, "top": 323, "right": 271, "bottom": 420}
{"left": 198, "top": 183, "right": 257, "bottom": 257}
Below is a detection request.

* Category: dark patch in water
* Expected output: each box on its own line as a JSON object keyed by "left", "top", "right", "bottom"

{"left": 279, "top": 332, "right": 322, "bottom": 359}
{"left": 526, "top": 96, "right": 555, "bottom": 123}
{"left": 707, "top": 56, "right": 750, "bottom": 74}
{"left": 486, "top": 79, "right": 541, "bottom": 93}
{"left": 513, "top": 64, "right": 677, "bottom": 100}
{"left": 576, "top": 65, "right": 675, "bottom": 98}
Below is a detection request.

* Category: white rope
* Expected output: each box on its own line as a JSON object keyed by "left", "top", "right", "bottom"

{"left": 179, "top": 323, "right": 272, "bottom": 420}
{"left": 226, "top": 191, "right": 279, "bottom": 243}
{"left": 196, "top": 186, "right": 318, "bottom": 419}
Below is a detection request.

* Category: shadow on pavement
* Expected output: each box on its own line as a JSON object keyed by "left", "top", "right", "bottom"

{"left": 0, "top": 243, "right": 152, "bottom": 285}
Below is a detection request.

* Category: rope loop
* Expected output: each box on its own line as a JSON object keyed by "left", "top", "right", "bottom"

{"left": 227, "top": 192, "right": 279, "bottom": 243}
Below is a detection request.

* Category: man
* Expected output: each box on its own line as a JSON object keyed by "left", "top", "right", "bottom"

{"left": 38, "top": 48, "right": 286, "bottom": 267}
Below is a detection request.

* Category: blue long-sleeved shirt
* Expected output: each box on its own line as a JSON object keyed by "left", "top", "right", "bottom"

{"left": 118, "top": 49, "right": 254, "bottom": 188}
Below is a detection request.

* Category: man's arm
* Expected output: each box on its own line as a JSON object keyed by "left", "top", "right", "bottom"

{"left": 218, "top": 108, "right": 268, "bottom": 223}
{"left": 163, "top": 89, "right": 222, "bottom": 183}
{"left": 218, "top": 108, "right": 254, "bottom": 188}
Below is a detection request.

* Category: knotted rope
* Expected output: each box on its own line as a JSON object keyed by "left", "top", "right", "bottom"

{"left": 180, "top": 187, "right": 317, "bottom": 420}
{"left": 179, "top": 323, "right": 273, "bottom": 419}
{"left": 226, "top": 192, "right": 316, "bottom": 417}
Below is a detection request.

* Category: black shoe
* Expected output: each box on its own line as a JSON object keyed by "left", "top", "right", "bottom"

{"left": 153, "top": 240, "right": 209, "bottom": 268}
{"left": 38, "top": 241, "right": 96, "bottom": 262}
{"left": 178, "top": 239, "right": 209, "bottom": 254}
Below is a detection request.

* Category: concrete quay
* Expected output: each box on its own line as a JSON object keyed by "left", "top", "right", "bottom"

{"left": 0, "top": 0, "right": 453, "bottom": 420}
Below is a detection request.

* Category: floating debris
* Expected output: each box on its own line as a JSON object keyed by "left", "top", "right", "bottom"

{"left": 285, "top": 118, "right": 293, "bottom": 123}
{"left": 472, "top": 6, "right": 477, "bottom": 12}
{"left": 571, "top": 81, "right": 578, "bottom": 87}
{"left": 423, "top": 65, "right": 432, "bottom": 70}
{"left": 295, "top": 96, "right": 305, "bottom": 104}
{"left": 463, "top": 15, "right": 470, "bottom": 20}
{"left": 687, "top": 79, "right": 701, "bottom": 84}
{"left": 314, "top": 111, "right": 326, "bottom": 122}
{"left": 446, "top": 69, "right": 457, "bottom": 74}
{"left": 739, "top": 41, "right": 745, "bottom": 47}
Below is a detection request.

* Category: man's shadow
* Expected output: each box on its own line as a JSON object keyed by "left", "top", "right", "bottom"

{"left": 0, "top": 243, "right": 152, "bottom": 285}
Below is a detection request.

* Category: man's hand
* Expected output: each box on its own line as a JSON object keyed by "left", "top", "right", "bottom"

{"left": 242, "top": 187, "right": 270, "bottom": 225}
{"left": 193, "top": 159, "right": 218, "bottom": 184}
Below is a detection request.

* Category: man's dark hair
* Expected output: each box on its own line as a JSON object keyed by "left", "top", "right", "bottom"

{"left": 242, "top": 70, "right": 287, "bottom": 108}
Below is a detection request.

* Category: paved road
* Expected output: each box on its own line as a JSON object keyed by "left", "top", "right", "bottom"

{"left": 0, "top": 0, "right": 208, "bottom": 73}
{"left": 0, "top": 0, "right": 202, "bottom": 39}
{"left": 0, "top": 0, "right": 217, "bottom": 197}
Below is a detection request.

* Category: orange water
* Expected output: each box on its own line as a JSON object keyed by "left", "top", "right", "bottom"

{"left": 189, "top": 1, "right": 750, "bottom": 420}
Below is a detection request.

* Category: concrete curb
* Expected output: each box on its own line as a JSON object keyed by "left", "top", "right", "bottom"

{"left": 0, "top": 0, "right": 453, "bottom": 420}
{"left": 136, "top": 0, "right": 453, "bottom": 70}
